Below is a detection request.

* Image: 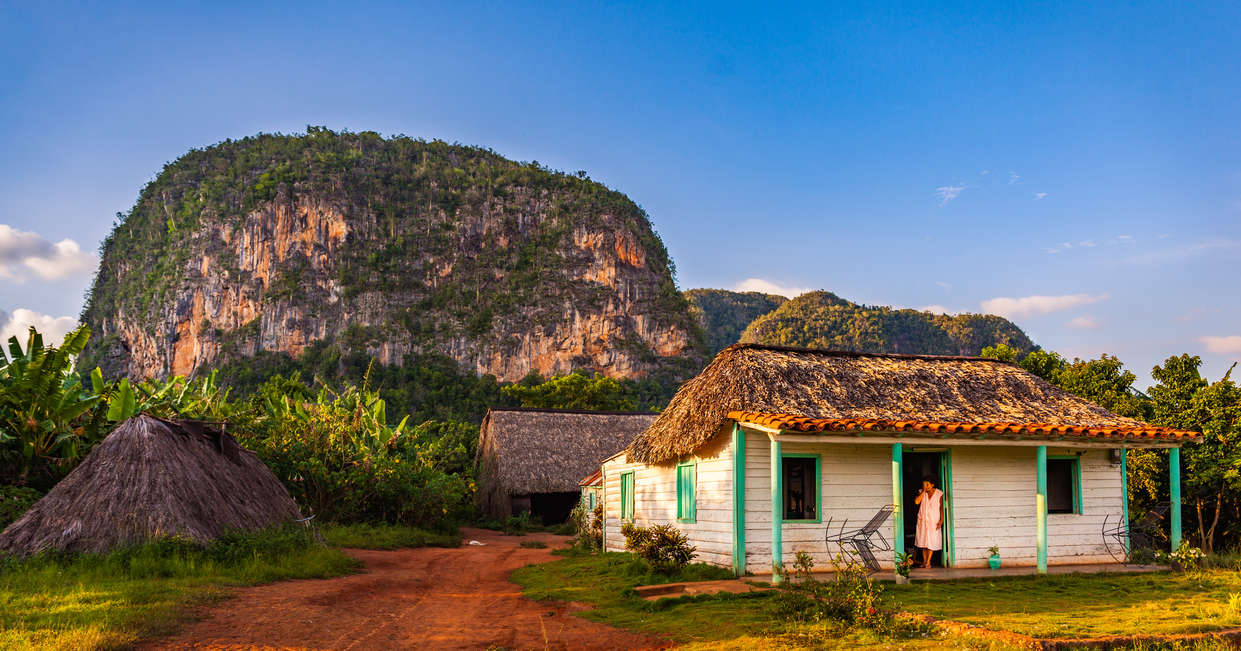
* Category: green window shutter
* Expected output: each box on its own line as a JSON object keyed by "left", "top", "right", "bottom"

{"left": 677, "top": 462, "right": 696, "bottom": 523}
{"left": 621, "top": 471, "right": 634, "bottom": 521}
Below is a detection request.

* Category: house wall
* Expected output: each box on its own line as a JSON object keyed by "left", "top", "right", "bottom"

{"left": 601, "top": 438, "right": 734, "bottom": 568}
{"left": 605, "top": 433, "right": 1129, "bottom": 574}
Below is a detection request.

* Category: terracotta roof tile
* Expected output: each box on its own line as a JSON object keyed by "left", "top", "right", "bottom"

{"left": 727, "top": 411, "right": 1200, "bottom": 443}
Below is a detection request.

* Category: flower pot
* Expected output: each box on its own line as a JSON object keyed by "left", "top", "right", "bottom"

{"left": 988, "top": 555, "right": 1001, "bottom": 569}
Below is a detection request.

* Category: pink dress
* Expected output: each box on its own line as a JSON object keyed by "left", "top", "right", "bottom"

{"left": 915, "top": 488, "right": 943, "bottom": 551}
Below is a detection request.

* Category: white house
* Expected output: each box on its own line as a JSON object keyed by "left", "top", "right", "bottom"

{"left": 601, "top": 344, "right": 1197, "bottom": 581}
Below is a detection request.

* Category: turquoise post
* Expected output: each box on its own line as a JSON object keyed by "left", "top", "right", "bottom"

{"left": 732, "top": 424, "right": 746, "bottom": 577}
{"left": 770, "top": 437, "right": 783, "bottom": 584}
{"left": 892, "top": 443, "right": 904, "bottom": 578}
{"left": 1036, "top": 445, "right": 1048, "bottom": 574}
{"left": 1170, "top": 447, "right": 1182, "bottom": 550}
{"left": 1120, "top": 448, "right": 1130, "bottom": 554}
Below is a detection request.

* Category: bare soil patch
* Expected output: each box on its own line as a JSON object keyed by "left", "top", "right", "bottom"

{"left": 141, "top": 528, "right": 666, "bottom": 650}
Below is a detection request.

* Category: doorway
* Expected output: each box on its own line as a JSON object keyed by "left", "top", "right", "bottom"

{"left": 902, "top": 450, "right": 953, "bottom": 567}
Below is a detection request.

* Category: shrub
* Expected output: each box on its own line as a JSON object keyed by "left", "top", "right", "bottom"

{"left": 620, "top": 522, "right": 696, "bottom": 573}
{"left": 775, "top": 551, "right": 905, "bottom": 635}
{"left": 0, "top": 486, "right": 43, "bottom": 529}
{"left": 571, "top": 503, "right": 603, "bottom": 551}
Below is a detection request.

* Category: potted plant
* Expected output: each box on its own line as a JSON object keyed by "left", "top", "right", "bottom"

{"left": 988, "top": 545, "right": 1001, "bottom": 569}
{"left": 894, "top": 551, "right": 914, "bottom": 583}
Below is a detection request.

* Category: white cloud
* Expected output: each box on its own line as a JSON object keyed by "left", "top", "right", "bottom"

{"left": 733, "top": 278, "right": 812, "bottom": 299}
{"left": 1200, "top": 336, "right": 1241, "bottom": 355}
{"left": 0, "top": 224, "right": 97, "bottom": 281}
{"left": 0, "top": 309, "right": 79, "bottom": 350}
{"left": 934, "top": 280, "right": 952, "bottom": 290}
{"left": 919, "top": 304, "right": 956, "bottom": 314}
{"left": 1034, "top": 192, "right": 1048, "bottom": 200}
{"left": 935, "top": 184, "right": 965, "bottom": 206}
{"left": 979, "top": 170, "right": 990, "bottom": 175}
{"left": 1066, "top": 316, "right": 1100, "bottom": 329}
{"left": 980, "top": 293, "right": 1109, "bottom": 319}
{"left": 1008, "top": 171, "right": 1021, "bottom": 185}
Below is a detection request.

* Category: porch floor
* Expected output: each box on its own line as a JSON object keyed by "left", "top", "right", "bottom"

{"left": 752, "top": 562, "right": 1165, "bottom": 583}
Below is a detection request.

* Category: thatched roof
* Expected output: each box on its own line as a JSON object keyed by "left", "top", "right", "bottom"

{"left": 476, "top": 408, "right": 655, "bottom": 518}
{"left": 0, "top": 415, "right": 302, "bottom": 556}
{"left": 628, "top": 344, "right": 1179, "bottom": 464}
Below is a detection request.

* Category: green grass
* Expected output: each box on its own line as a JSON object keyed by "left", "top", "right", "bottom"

{"left": 0, "top": 525, "right": 357, "bottom": 650}
{"left": 318, "top": 523, "right": 461, "bottom": 549}
{"left": 892, "top": 568, "right": 1241, "bottom": 639}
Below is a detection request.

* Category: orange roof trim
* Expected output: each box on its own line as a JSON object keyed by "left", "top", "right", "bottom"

{"left": 579, "top": 469, "right": 603, "bottom": 486}
{"left": 727, "top": 411, "right": 1200, "bottom": 442}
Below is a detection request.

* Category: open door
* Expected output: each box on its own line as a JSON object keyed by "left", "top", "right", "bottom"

{"left": 902, "top": 450, "right": 954, "bottom": 567}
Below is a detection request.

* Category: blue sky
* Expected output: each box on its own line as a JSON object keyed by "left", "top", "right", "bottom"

{"left": 2, "top": 1, "right": 1238, "bottom": 386}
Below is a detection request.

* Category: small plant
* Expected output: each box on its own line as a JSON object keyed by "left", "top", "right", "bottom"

{"left": 502, "top": 512, "right": 535, "bottom": 535}
{"left": 987, "top": 544, "right": 1002, "bottom": 569}
{"left": 570, "top": 502, "right": 603, "bottom": 551}
{"left": 774, "top": 551, "right": 902, "bottom": 634}
{"left": 894, "top": 551, "right": 915, "bottom": 578}
{"left": 1169, "top": 541, "right": 1206, "bottom": 570}
{"left": 620, "top": 522, "right": 696, "bottom": 573}
{"left": 519, "top": 540, "right": 548, "bottom": 549}
{"left": 987, "top": 545, "right": 1000, "bottom": 556}
{"left": 1228, "top": 592, "right": 1241, "bottom": 615}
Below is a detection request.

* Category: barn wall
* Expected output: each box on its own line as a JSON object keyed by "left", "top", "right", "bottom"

{"left": 601, "top": 436, "right": 734, "bottom": 568}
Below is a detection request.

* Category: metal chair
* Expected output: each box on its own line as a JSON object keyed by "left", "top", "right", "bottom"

{"left": 1102, "top": 502, "right": 1169, "bottom": 564}
{"left": 825, "top": 505, "right": 895, "bottom": 573}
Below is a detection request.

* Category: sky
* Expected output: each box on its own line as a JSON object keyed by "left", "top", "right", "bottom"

{"left": 1, "top": 1, "right": 1239, "bottom": 387}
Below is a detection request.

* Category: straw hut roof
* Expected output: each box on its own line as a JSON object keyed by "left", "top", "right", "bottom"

{"left": 629, "top": 344, "right": 1181, "bottom": 464}
{"left": 0, "top": 414, "right": 302, "bottom": 556}
{"left": 476, "top": 408, "right": 656, "bottom": 516}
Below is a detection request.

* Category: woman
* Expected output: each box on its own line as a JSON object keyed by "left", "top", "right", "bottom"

{"left": 913, "top": 475, "right": 944, "bottom": 569}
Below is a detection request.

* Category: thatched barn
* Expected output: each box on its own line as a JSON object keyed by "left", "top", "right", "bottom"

{"left": 476, "top": 408, "right": 656, "bottom": 523}
{"left": 602, "top": 344, "right": 1199, "bottom": 581}
{"left": 0, "top": 414, "right": 302, "bottom": 556}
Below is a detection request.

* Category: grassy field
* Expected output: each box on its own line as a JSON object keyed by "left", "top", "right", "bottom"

{"left": 514, "top": 547, "right": 1241, "bottom": 649}
{"left": 0, "top": 523, "right": 454, "bottom": 651}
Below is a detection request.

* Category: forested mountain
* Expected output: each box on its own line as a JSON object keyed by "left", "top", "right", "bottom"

{"left": 685, "top": 289, "right": 786, "bottom": 354}
{"left": 80, "top": 128, "right": 706, "bottom": 395}
{"left": 739, "top": 290, "right": 1036, "bottom": 356}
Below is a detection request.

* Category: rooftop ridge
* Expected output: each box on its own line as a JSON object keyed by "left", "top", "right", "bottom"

{"left": 725, "top": 342, "right": 1018, "bottom": 363}
{"left": 483, "top": 407, "right": 659, "bottom": 417}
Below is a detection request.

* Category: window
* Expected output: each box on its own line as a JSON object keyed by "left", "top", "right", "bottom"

{"left": 587, "top": 490, "right": 595, "bottom": 510}
{"left": 782, "top": 454, "right": 820, "bottom": 522}
{"left": 620, "top": 471, "right": 635, "bottom": 521}
{"left": 677, "top": 462, "right": 696, "bottom": 523}
{"left": 1046, "top": 457, "right": 1081, "bottom": 514}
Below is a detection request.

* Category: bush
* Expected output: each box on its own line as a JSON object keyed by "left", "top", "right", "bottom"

{"left": 775, "top": 551, "right": 901, "bottom": 634}
{"left": 0, "top": 486, "right": 42, "bottom": 529}
{"left": 620, "top": 522, "right": 696, "bottom": 573}
{"left": 571, "top": 503, "right": 603, "bottom": 551}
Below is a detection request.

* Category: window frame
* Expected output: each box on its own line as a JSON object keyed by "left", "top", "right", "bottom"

{"left": 620, "top": 470, "right": 635, "bottom": 521}
{"left": 676, "top": 461, "right": 697, "bottom": 524}
{"left": 780, "top": 453, "right": 822, "bottom": 523}
{"left": 1046, "top": 455, "right": 1082, "bottom": 515}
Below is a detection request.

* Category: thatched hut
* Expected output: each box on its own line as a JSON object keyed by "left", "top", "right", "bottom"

{"left": 603, "top": 344, "right": 1199, "bottom": 581}
{"left": 476, "top": 408, "right": 656, "bottom": 523}
{"left": 0, "top": 414, "right": 302, "bottom": 556}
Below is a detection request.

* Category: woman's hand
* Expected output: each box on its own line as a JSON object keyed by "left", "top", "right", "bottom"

{"left": 936, "top": 520, "right": 943, "bottom": 530}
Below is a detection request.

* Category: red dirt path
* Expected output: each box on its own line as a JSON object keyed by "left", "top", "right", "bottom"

{"left": 142, "top": 528, "right": 666, "bottom": 651}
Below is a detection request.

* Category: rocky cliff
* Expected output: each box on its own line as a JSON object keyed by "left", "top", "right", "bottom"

{"left": 81, "top": 129, "right": 704, "bottom": 385}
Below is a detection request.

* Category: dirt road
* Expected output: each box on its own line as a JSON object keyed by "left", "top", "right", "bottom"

{"left": 145, "top": 528, "right": 665, "bottom": 650}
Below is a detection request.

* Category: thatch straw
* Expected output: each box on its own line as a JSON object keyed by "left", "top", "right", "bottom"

{"left": 0, "top": 414, "right": 302, "bottom": 556}
{"left": 628, "top": 344, "right": 1148, "bottom": 464}
{"left": 475, "top": 408, "right": 656, "bottom": 519}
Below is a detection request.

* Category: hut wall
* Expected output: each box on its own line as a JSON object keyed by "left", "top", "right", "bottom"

{"left": 743, "top": 437, "right": 894, "bottom": 573}
{"left": 601, "top": 444, "right": 735, "bottom": 568}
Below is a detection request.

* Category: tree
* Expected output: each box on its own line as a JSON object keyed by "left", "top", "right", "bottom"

{"left": 500, "top": 372, "right": 640, "bottom": 411}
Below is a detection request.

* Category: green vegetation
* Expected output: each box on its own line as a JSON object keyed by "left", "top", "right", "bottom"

{"left": 502, "top": 370, "right": 664, "bottom": 411}
{"left": 0, "top": 524, "right": 356, "bottom": 650}
{"left": 318, "top": 523, "right": 460, "bottom": 549}
{"left": 685, "top": 289, "right": 786, "bottom": 354}
{"left": 740, "top": 290, "right": 1035, "bottom": 356}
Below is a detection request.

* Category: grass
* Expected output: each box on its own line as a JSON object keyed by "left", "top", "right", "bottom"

{"left": 892, "top": 568, "right": 1241, "bottom": 639}
{"left": 514, "top": 550, "right": 1241, "bottom": 649}
{"left": 318, "top": 523, "right": 460, "bottom": 549}
{"left": 0, "top": 522, "right": 461, "bottom": 650}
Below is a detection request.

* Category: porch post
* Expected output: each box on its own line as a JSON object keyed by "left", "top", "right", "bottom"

{"left": 892, "top": 443, "right": 904, "bottom": 578}
{"left": 1170, "top": 447, "right": 1182, "bottom": 550}
{"left": 731, "top": 424, "right": 746, "bottom": 577}
{"left": 1036, "top": 445, "right": 1048, "bottom": 574}
{"left": 1120, "top": 448, "right": 1130, "bottom": 554}
{"left": 770, "top": 435, "right": 783, "bottom": 584}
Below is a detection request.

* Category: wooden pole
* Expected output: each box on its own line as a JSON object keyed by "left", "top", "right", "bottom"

{"left": 1170, "top": 447, "right": 1182, "bottom": 550}
{"left": 1036, "top": 445, "right": 1048, "bottom": 574}
{"left": 770, "top": 436, "right": 783, "bottom": 585}
{"left": 892, "top": 443, "right": 904, "bottom": 579}
{"left": 732, "top": 424, "right": 746, "bottom": 577}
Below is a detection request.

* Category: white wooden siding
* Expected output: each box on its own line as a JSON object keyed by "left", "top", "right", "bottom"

{"left": 606, "top": 433, "right": 1129, "bottom": 574}
{"left": 601, "top": 440, "right": 735, "bottom": 567}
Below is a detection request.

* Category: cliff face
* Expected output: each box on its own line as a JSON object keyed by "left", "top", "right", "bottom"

{"left": 82, "top": 130, "right": 703, "bottom": 384}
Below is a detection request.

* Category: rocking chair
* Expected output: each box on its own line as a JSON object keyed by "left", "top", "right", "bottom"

{"left": 825, "top": 505, "right": 895, "bottom": 573}
{"left": 1102, "top": 501, "right": 1169, "bottom": 564}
